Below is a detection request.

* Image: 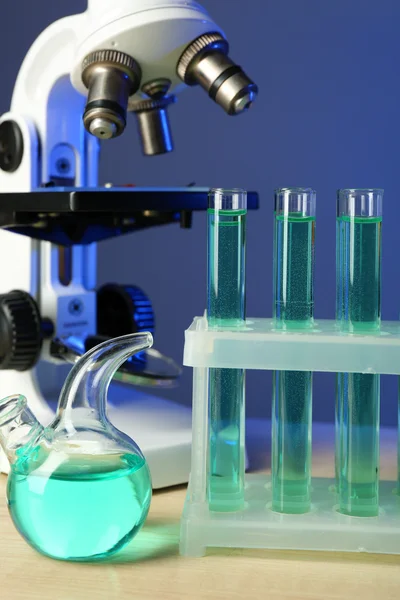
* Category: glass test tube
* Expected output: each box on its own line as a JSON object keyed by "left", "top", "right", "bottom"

{"left": 207, "top": 188, "right": 246, "bottom": 512}
{"left": 272, "top": 187, "right": 316, "bottom": 514}
{"left": 336, "top": 188, "right": 383, "bottom": 517}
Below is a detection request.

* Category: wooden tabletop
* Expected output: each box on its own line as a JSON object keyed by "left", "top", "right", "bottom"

{"left": 1, "top": 422, "right": 400, "bottom": 600}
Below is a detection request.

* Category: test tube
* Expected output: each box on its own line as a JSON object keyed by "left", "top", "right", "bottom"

{"left": 336, "top": 188, "right": 383, "bottom": 517}
{"left": 207, "top": 188, "right": 246, "bottom": 512}
{"left": 272, "top": 187, "right": 316, "bottom": 514}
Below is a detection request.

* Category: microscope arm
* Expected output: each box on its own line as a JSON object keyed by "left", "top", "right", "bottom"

{"left": 10, "top": 14, "right": 86, "bottom": 181}
{"left": 2, "top": 11, "right": 96, "bottom": 193}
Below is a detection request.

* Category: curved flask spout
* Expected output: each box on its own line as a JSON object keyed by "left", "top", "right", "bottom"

{"left": 53, "top": 332, "right": 153, "bottom": 432}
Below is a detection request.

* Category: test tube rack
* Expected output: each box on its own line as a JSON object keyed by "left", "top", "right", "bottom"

{"left": 179, "top": 316, "right": 400, "bottom": 557}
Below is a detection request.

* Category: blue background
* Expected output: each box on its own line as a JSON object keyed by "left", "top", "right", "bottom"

{"left": 1, "top": 0, "right": 399, "bottom": 425}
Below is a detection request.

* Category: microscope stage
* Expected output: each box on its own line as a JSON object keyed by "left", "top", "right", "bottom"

{"left": 0, "top": 187, "right": 259, "bottom": 245}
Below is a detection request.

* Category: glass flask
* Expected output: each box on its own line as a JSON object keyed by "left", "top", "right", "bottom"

{"left": 0, "top": 332, "right": 153, "bottom": 561}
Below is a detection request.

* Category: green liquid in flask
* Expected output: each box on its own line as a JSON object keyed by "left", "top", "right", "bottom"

{"left": 272, "top": 212, "right": 315, "bottom": 514}
{"left": 336, "top": 215, "right": 381, "bottom": 517}
{"left": 207, "top": 207, "right": 246, "bottom": 512}
{"left": 8, "top": 450, "right": 151, "bottom": 561}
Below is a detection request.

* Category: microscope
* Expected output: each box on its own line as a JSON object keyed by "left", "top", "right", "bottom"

{"left": 0, "top": 0, "right": 258, "bottom": 488}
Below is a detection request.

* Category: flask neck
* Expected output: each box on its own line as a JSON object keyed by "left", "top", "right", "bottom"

{"left": 55, "top": 332, "right": 153, "bottom": 430}
{"left": 0, "top": 395, "right": 44, "bottom": 464}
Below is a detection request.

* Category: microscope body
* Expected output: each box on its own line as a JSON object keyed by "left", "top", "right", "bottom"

{"left": 0, "top": 1, "right": 257, "bottom": 487}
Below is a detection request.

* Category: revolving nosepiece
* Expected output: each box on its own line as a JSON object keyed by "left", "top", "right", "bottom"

{"left": 81, "top": 50, "right": 142, "bottom": 139}
{"left": 177, "top": 33, "right": 258, "bottom": 116}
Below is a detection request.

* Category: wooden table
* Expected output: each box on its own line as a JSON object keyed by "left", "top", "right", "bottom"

{"left": 1, "top": 423, "right": 400, "bottom": 600}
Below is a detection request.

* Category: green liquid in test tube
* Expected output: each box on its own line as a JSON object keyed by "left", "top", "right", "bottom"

{"left": 272, "top": 187, "right": 316, "bottom": 514}
{"left": 336, "top": 188, "right": 383, "bottom": 517}
{"left": 207, "top": 188, "right": 246, "bottom": 512}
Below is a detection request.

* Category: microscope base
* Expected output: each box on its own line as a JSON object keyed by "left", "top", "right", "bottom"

{"left": 108, "top": 385, "right": 192, "bottom": 490}
{"left": 0, "top": 385, "right": 192, "bottom": 490}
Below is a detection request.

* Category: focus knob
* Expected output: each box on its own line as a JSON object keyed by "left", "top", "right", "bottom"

{"left": 97, "top": 284, "right": 154, "bottom": 339}
{"left": 0, "top": 290, "right": 42, "bottom": 371}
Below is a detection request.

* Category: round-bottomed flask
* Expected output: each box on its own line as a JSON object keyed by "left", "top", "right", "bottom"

{"left": 0, "top": 332, "right": 153, "bottom": 561}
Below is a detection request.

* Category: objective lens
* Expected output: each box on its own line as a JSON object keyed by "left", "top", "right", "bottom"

{"left": 81, "top": 50, "right": 141, "bottom": 139}
{"left": 177, "top": 33, "right": 258, "bottom": 116}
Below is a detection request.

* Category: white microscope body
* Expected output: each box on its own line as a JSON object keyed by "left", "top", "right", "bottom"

{"left": 0, "top": 1, "right": 257, "bottom": 487}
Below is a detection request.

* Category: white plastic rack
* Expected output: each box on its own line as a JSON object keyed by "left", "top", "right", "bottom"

{"left": 180, "top": 317, "right": 400, "bottom": 557}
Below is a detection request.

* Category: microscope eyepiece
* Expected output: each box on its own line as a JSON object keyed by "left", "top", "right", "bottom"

{"left": 177, "top": 33, "right": 258, "bottom": 116}
{"left": 81, "top": 50, "right": 141, "bottom": 139}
